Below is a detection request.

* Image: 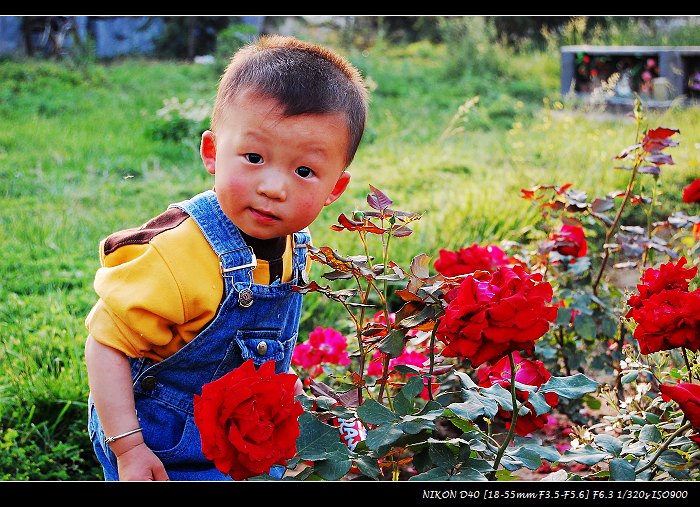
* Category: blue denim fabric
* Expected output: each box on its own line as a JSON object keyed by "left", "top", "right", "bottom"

{"left": 88, "top": 190, "right": 310, "bottom": 481}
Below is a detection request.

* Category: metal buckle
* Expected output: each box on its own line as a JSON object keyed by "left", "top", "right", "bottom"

{"left": 219, "top": 246, "right": 257, "bottom": 277}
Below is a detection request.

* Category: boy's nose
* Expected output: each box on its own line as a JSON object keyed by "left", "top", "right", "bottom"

{"left": 257, "top": 176, "right": 287, "bottom": 201}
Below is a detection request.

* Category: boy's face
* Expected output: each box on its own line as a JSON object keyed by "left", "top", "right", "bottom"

{"left": 200, "top": 90, "right": 351, "bottom": 240}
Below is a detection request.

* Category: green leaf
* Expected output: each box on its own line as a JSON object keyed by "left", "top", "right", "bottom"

{"left": 621, "top": 371, "right": 639, "bottom": 384}
{"left": 583, "top": 393, "right": 602, "bottom": 410}
{"left": 609, "top": 458, "right": 636, "bottom": 481}
{"left": 356, "top": 398, "right": 399, "bottom": 425}
{"left": 527, "top": 391, "right": 553, "bottom": 416}
{"left": 555, "top": 307, "right": 574, "bottom": 325}
{"left": 354, "top": 456, "right": 382, "bottom": 479}
{"left": 408, "top": 467, "right": 452, "bottom": 481}
{"left": 594, "top": 433, "right": 622, "bottom": 456}
{"left": 454, "top": 370, "right": 477, "bottom": 390}
{"left": 429, "top": 442, "right": 457, "bottom": 469}
{"left": 644, "top": 412, "right": 660, "bottom": 425}
{"left": 461, "top": 458, "right": 493, "bottom": 474}
{"left": 452, "top": 468, "right": 489, "bottom": 481}
{"left": 400, "top": 417, "right": 435, "bottom": 434}
{"left": 638, "top": 424, "right": 662, "bottom": 444}
{"left": 573, "top": 314, "right": 596, "bottom": 340}
{"left": 394, "top": 364, "right": 419, "bottom": 375}
{"left": 480, "top": 383, "right": 514, "bottom": 411}
{"left": 377, "top": 329, "right": 405, "bottom": 358}
{"left": 398, "top": 304, "right": 441, "bottom": 329}
{"left": 495, "top": 469, "right": 519, "bottom": 481}
{"left": 541, "top": 373, "right": 599, "bottom": 399}
{"left": 558, "top": 445, "right": 611, "bottom": 465}
{"left": 518, "top": 441, "right": 561, "bottom": 463}
{"left": 448, "top": 391, "right": 498, "bottom": 421}
{"left": 313, "top": 456, "right": 353, "bottom": 480}
{"left": 394, "top": 375, "right": 425, "bottom": 416}
{"left": 601, "top": 315, "right": 618, "bottom": 338}
{"left": 365, "top": 424, "right": 405, "bottom": 451}
{"left": 295, "top": 412, "right": 351, "bottom": 461}
{"left": 658, "top": 450, "right": 687, "bottom": 467}
{"left": 506, "top": 446, "right": 542, "bottom": 470}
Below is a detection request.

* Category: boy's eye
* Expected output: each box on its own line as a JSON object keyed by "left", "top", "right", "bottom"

{"left": 245, "top": 153, "right": 263, "bottom": 164}
{"left": 295, "top": 166, "right": 314, "bottom": 178}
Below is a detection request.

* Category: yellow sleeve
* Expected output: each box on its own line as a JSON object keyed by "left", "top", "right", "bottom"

{"left": 85, "top": 218, "right": 222, "bottom": 360}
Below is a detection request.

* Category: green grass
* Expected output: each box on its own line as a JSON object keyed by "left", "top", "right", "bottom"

{"left": 1, "top": 37, "right": 699, "bottom": 479}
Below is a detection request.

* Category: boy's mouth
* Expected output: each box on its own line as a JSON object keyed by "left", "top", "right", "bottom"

{"left": 250, "top": 207, "right": 280, "bottom": 221}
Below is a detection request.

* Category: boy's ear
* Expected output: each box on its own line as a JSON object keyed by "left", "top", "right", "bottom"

{"left": 324, "top": 171, "right": 351, "bottom": 206}
{"left": 200, "top": 130, "right": 217, "bottom": 174}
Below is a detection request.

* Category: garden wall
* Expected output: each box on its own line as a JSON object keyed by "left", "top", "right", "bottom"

{"left": 561, "top": 45, "right": 700, "bottom": 107}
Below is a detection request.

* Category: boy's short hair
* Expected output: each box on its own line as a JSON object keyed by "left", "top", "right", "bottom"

{"left": 211, "top": 34, "right": 369, "bottom": 166}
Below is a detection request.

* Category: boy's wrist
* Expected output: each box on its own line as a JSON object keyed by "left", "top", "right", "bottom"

{"left": 110, "top": 433, "right": 146, "bottom": 458}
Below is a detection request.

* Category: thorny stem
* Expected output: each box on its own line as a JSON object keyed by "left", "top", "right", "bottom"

{"left": 377, "top": 214, "right": 396, "bottom": 404}
{"left": 488, "top": 352, "right": 520, "bottom": 480}
{"left": 592, "top": 112, "right": 644, "bottom": 296}
{"left": 635, "top": 421, "right": 693, "bottom": 475}
{"left": 426, "top": 318, "right": 441, "bottom": 401}
{"left": 682, "top": 348, "right": 696, "bottom": 383}
{"left": 557, "top": 327, "right": 572, "bottom": 377}
{"left": 592, "top": 164, "right": 640, "bottom": 296}
{"left": 641, "top": 178, "right": 660, "bottom": 268}
{"left": 341, "top": 291, "right": 366, "bottom": 406}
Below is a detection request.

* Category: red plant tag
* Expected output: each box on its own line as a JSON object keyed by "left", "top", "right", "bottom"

{"left": 331, "top": 417, "right": 366, "bottom": 451}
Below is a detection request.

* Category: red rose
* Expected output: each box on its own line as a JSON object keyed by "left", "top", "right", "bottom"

{"left": 626, "top": 289, "right": 700, "bottom": 354}
{"left": 436, "top": 265, "right": 558, "bottom": 367}
{"left": 434, "top": 243, "right": 512, "bottom": 277}
{"left": 683, "top": 179, "right": 700, "bottom": 204}
{"left": 477, "top": 351, "right": 558, "bottom": 436}
{"left": 659, "top": 382, "right": 700, "bottom": 444}
{"left": 626, "top": 257, "right": 697, "bottom": 311}
{"left": 546, "top": 224, "right": 588, "bottom": 258}
{"left": 193, "top": 359, "right": 303, "bottom": 480}
{"left": 625, "top": 257, "right": 700, "bottom": 354}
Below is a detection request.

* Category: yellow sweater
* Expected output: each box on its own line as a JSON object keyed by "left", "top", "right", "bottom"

{"left": 85, "top": 207, "right": 307, "bottom": 363}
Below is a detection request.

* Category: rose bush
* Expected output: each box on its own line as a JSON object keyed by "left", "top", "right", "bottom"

{"left": 194, "top": 99, "right": 699, "bottom": 482}
{"left": 193, "top": 359, "right": 303, "bottom": 480}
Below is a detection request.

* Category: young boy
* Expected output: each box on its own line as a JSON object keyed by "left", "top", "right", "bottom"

{"left": 84, "top": 34, "right": 369, "bottom": 481}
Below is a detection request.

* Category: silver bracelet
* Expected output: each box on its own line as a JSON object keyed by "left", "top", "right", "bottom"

{"left": 104, "top": 427, "right": 143, "bottom": 445}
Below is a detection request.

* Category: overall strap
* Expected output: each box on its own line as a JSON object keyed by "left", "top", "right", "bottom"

{"left": 292, "top": 228, "right": 312, "bottom": 282}
{"left": 169, "top": 190, "right": 254, "bottom": 291}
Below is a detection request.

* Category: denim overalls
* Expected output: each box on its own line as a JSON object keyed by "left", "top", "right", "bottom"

{"left": 88, "top": 190, "right": 310, "bottom": 481}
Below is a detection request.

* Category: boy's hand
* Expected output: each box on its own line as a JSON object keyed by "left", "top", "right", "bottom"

{"left": 116, "top": 442, "right": 170, "bottom": 481}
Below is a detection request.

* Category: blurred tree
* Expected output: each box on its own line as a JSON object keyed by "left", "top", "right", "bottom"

{"left": 154, "top": 16, "right": 239, "bottom": 60}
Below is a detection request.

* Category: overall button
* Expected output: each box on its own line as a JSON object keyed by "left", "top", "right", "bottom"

{"left": 140, "top": 376, "right": 157, "bottom": 391}
{"left": 256, "top": 341, "right": 268, "bottom": 355}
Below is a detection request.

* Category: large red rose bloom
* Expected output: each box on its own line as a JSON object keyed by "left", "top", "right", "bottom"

{"left": 193, "top": 359, "right": 303, "bottom": 480}
{"left": 627, "top": 290, "right": 700, "bottom": 354}
{"left": 626, "top": 257, "right": 700, "bottom": 354}
{"left": 436, "top": 265, "right": 558, "bottom": 367}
